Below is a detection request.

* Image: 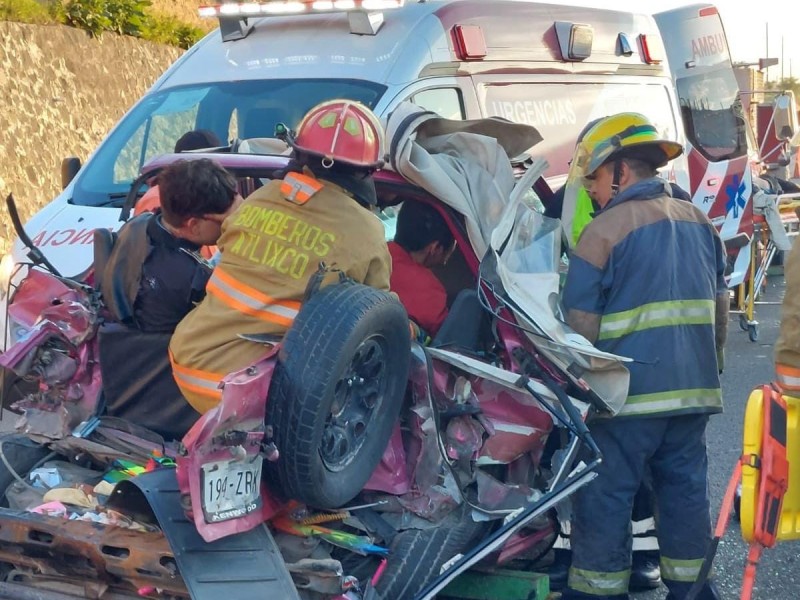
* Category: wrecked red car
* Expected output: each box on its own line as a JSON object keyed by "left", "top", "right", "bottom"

{"left": 0, "top": 108, "right": 629, "bottom": 600}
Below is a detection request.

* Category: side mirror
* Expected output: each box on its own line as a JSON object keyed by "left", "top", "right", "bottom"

{"left": 61, "top": 157, "right": 81, "bottom": 189}
{"left": 772, "top": 94, "right": 796, "bottom": 141}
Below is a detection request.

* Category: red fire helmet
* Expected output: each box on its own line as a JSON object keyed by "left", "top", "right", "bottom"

{"left": 288, "top": 100, "right": 385, "bottom": 169}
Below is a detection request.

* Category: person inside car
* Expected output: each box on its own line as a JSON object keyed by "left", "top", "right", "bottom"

{"left": 100, "top": 158, "right": 242, "bottom": 333}
{"left": 133, "top": 130, "right": 224, "bottom": 261}
{"left": 389, "top": 199, "right": 456, "bottom": 340}
{"left": 96, "top": 158, "right": 242, "bottom": 439}
{"left": 168, "top": 99, "right": 392, "bottom": 415}
{"left": 134, "top": 129, "right": 223, "bottom": 218}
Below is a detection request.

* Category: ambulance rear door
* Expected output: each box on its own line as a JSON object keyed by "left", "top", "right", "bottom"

{"left": 656, "top": 4, "right": 753, "bottom": 288}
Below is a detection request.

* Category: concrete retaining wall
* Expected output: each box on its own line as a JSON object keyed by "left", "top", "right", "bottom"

{"left": 0, "top": 21, "right": 183, "bottom": 253}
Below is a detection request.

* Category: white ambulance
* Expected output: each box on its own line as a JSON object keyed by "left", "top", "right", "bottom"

{"left": 0, "top": 0, "right": 737, "bottom": 351}
{"left": 655, "top": 4, "right": 762, "bottom": 288}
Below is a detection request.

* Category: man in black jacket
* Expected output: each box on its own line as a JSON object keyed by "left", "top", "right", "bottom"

{"left": 96, "top": 158, "right": 241, "bottom": 439}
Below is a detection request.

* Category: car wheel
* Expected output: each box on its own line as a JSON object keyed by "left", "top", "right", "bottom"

{"left": 373, "top": 509, "right": 490, "bottom": 600}
{"left": 265, "top": 282, "right": 410, "bottom": 509}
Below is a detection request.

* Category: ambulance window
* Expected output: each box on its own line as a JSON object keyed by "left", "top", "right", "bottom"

{"left": 411, "top": 88, "right": 464, "bottom": 120}
{"left": 114, "top": 103, "right": 199, "bottom": 184}
{"left": 677, "top": 70, "right": 747, "bottom": 161}
{"left": 72, "top": 79, "right": 386, "bottom": 206}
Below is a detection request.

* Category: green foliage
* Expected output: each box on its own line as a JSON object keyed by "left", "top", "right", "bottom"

{"left": 64, "top": 0, "right": 152, "bottom": 37}
{"left": 64, "top": 0, "right": 109, "bottom": 36}
{"left": 107, "top": 0, "right": 150, "bottom": 36}
{"left": 1, "top": 0, "right": 199, "bottom": 48}
{"left": 0, "top": 0, "right": 63, "bottom": 24}
{"left": 765, "top": 77, "right": 800, "bottom": 101}
{"left": 141, "top": 13, "right": 203, "bottom": 50}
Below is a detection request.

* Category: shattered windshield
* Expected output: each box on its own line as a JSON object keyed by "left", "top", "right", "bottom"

{"left": 499, "top": 197, "right": 561, "bottom": 276}
{"left": 70, "top": 79, "right": 386, "bottom": 207}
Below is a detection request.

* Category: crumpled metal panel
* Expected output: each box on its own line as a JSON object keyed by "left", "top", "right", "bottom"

{"left": 176, "top": 348, "right": 283, "bottom": 544}
{"left": 0, "top": 508, "right": 186, "bottom": 597}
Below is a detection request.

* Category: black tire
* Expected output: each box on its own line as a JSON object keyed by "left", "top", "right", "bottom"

{"left": 374, "top": 511, "right": 490, "bottom": 600}
{"left": 266, "top": 283, "right": 410, "bottom": 508}
{"left": 0, "top": 434, "right": 51, "bottom": 504}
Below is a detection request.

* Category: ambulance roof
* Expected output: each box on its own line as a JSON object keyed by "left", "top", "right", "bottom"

{"left": 156, "top": 0, "right": 667, "bottom": 91}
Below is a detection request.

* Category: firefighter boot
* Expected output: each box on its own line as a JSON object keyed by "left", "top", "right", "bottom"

{"left": 543, "top": 548, "right": 570, "bottom": 591}
{"left": 629, "top": 550, "right": 661, "bottom": 590}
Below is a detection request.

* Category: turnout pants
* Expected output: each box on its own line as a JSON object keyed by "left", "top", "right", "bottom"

{"left": 561, "top": 414, "right": 721, "bottom": 600}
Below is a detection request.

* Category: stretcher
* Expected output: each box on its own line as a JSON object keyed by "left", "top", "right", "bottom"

{"left": 732, "top": 191, "right": 799, "bottom": 342}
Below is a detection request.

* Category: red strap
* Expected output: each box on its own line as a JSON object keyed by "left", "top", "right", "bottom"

{"left": 741, "top": 544, "right": 763, "bottom": 600}
{"left": 717, "top": 460, "right": 743, "bottom": 538}
{"left": 685, "top": 460, "right": 743, "bottom": 600}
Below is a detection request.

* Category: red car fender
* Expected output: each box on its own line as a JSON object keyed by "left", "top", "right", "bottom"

{"left": 176, "top": 346, "right": 285, "bottom": 543}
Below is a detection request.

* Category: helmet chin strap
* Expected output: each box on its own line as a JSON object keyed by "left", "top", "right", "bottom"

{"left": 611, "top": 159, "right": 623, "bottom": 198}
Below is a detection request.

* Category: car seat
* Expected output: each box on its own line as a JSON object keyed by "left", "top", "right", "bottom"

{"left": 431, "top": 289, "right": 491, "bottom": 353}
{"left": 93, "top": 220, "right": 200, "bottom": 440}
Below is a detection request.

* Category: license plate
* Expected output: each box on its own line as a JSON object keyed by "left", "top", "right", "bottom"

{"left": 201, "top": 456, "right": 263, "bottom": 523}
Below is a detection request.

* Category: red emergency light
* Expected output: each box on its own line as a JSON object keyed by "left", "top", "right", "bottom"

{"left": 453, "top": 25, "right": 487, "bottom": 61}
{"left": 639, "top": 34, "right": 665, "bottom": 64}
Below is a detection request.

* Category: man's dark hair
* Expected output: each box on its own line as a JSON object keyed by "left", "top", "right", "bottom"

{"left": 158, "top": 159, "right": 238, "bottom": 227}
{"left": 394, "top": 199, "right": 454, "bottom": 252}
{"left": 174, "top": 129, "right": 222, "bottom": 153}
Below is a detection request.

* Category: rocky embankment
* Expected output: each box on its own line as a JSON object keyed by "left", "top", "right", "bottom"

{"left": 0, "top": 21, "right": 183, "bottom": 253}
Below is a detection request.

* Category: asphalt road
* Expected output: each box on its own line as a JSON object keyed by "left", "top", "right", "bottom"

{"left": 636, "top": 273, "right": 800, "bottom": 600}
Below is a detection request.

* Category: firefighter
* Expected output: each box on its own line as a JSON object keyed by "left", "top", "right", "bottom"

{"left": 548, "top": 118, "right": 692, "bottom": 593}
{"left": 560, "top": 113, "right": 728, "bottom": 600}
{"left": 169, "top": 100, "right": 392, "bottom": 414}
{"left": 775, "top": 238, "right": 800, "bottom": 392}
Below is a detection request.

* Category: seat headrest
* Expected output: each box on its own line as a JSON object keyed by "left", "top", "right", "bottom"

{"left": 97, "top": 216, "right": 152, "bottom": 325}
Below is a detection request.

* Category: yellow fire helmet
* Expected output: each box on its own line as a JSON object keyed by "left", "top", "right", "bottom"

{"left": 560, "top": 113, "right": 683, "bottom": 247}
{"left": 574, "top": 112, "right": 684, "bottom": 179}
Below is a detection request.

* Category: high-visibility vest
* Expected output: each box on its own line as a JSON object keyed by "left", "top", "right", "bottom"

{"left": 571, "top": 187, "right": 595, "bottom": 246}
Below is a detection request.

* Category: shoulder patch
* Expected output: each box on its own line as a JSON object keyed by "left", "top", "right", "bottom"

{"left": 281, "top": 172, "right": 323, "bottom": 205}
